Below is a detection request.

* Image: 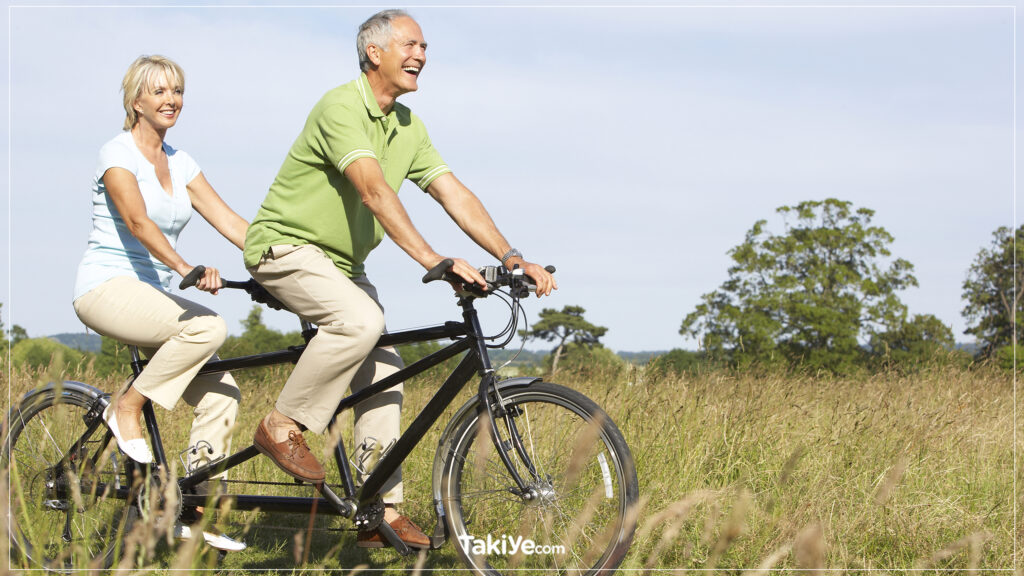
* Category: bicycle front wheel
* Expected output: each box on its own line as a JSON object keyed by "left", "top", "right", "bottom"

{"left": 439, "top": 382, "right": 638, "bottom": 576}
{"left": 3, "top": 383, "right": 137, "bottom": 572}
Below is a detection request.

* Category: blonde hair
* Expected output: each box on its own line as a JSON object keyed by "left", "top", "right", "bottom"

{"left": 121, "top": 55, "right": 185, "bottom": 131}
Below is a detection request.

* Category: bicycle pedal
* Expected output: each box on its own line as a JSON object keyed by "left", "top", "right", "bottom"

{"left": 430, "top": 520, "right": 446, "bottom": 550}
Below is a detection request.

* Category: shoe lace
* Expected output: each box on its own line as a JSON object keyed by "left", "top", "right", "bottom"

{"left": 287, "top": 430, "right": 311, "bottom": 455}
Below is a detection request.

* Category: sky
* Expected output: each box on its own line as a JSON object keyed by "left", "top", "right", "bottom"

{"left": 0, "top": 1, "right": 1018, "bottom": 353}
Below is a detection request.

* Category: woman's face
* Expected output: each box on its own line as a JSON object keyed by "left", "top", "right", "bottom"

{"left": 134, "top": 71, "right": 183, "bottom": 132}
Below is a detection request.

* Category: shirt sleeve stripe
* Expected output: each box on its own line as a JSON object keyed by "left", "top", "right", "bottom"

{"left": 417, "top": 164, "right": 451, "bottom": 189}
{"left": 336, "top": 149, "right": 377, "bottom": 173}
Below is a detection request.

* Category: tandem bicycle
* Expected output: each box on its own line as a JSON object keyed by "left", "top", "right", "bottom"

{"left": 3, "top": 260, "right": 639, "bottom": 574}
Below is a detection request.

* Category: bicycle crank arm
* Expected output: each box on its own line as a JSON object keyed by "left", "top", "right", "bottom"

{"left": 377, "top": 521, "right": 413, "bottom": 556}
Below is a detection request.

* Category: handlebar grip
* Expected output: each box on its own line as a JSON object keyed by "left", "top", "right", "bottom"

{"left": 544, "top": 265, "right": 556, "bottom": 274}
{"left": 179, "top": 265, "right": 206, "bottom": 290}
{"left": 222, "top": 279, "right": 252, "bottom": 290}
{"left": 422, "top": 259, "right": 455, "bottom": 284}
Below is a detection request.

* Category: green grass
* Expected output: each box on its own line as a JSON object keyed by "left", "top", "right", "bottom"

{"left": 2, "top": 357, "right": 1020, "bottom": 573}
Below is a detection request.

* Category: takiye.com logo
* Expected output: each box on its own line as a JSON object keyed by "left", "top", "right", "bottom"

{"left": 457, "top": 534, "right": 566, "bottom": 556}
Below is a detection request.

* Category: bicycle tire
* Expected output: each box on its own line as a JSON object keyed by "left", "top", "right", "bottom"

{"left": 3, "top": 383, "right": 138, "bottom": 572}
{"left": 438, "top": 382, "right": 638, "bottom": 576}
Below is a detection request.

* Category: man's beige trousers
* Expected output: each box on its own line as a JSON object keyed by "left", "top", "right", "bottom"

{"left": 249, "top": 244, "right": 404, "bottom": 502}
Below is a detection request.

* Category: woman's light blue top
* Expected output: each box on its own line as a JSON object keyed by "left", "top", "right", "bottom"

{"left": 74, "top": 131, "right": 200, "bottom": 301}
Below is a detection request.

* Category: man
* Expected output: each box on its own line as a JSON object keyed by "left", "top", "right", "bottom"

{"left": 242, "top": 9, "right": 556, "bottom": 549}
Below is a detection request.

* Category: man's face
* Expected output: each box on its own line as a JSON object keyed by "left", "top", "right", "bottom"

{"left": 374, "top": 16, "right": 427, "bottom": 97}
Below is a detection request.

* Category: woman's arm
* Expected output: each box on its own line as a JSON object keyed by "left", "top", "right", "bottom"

{"left": 186, "top": 172, "right": 249, "bottom": 250}
{"left": 103, "top": 167, "right": 222, "bottom": 293}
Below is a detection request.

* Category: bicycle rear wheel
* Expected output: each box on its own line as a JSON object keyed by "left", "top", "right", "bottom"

{"left": 3, "top": 383, "right": 137, "bottom": 571}
{"left": 439, "top": 382, "right": 638, "bottom": 576}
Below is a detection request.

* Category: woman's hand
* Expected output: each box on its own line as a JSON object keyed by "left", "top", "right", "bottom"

{"left": 183, "top": 265, "right": 223, "bottom": 295}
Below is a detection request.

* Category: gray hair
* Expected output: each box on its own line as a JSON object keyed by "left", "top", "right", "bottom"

{"left": 357, "top": 9, "right": 411, "bottom": 72}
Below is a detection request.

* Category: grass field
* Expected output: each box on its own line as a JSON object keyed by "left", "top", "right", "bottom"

{"left": 2, "top": 356, "right": 1021, "bottom": 574}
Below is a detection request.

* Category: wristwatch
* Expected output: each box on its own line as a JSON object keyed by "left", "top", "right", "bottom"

{"left": 501, "top": 248, "right": 523, "bottom": 266}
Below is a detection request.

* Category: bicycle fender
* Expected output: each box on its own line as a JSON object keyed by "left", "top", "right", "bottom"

{"left": 5, "top": 381, "right": 109, "bottom": 436}
{"left": 15, "top": 380, "right": 106, "bottom": 406}
{"left": 429, "top": 376, "right": 543, "bottom": 528}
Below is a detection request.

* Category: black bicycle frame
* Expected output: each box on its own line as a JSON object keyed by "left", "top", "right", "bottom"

{"left": 124, "top": 295, "right": 530, "bottom": 518}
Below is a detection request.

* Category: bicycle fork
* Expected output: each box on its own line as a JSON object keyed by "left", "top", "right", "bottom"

{"left": 465, "top": 304, "right": 543, "bottom": 497}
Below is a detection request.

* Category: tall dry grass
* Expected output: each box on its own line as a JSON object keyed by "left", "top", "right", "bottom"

{"left": 2, "top": 355, "right": 1021, "bottom": 573}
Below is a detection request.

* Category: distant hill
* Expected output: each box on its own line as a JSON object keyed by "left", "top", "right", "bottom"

{"left": 955, "top": 341, "right": 981, "bottom": 356}
{"left": 490, "top": 348, "right": 547, "bottom": 366}
{"left": 49, "top": 332, "right": 101, "bottom": 353}
{"left": 616, "top": 350, "right": 670, "bottom": 365}
{"left": 491, "top": 348, "right": 671, "bottom": 367}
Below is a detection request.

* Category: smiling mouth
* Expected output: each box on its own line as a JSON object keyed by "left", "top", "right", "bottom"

{"left": 402, "top": 67, "right": 420, "bottom": 76}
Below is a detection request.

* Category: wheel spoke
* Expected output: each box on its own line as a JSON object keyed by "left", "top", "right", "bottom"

{"left": 3, "top": 389, "right": 134, "bottom": 570}
{"left": 441, "top": 384, "right": 638, "bottom": 576}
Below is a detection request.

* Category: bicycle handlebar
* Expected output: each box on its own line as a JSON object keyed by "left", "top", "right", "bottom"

{"left": 421, "top": 259, "right": 556, "bottom": 298}
{"left": 179, "top": 266, "right": 286, "bottom": 310}
{"left": 180, "top": 260, "right": 555, "bottom": 304}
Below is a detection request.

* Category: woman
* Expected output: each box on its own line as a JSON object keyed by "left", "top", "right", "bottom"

{"left": 73, "top": 55, "right": 246, "bottom": 551}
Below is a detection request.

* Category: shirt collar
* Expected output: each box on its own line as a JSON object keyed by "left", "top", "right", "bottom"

{"left": 357, "top": 73, "right": 385, "bottom": 119}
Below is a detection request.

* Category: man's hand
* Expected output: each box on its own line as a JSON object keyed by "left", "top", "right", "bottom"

{"left": 435, "top": 257, "right": 488, "bottom": 291}
{"left": 519, "top": 261, "right": 557, "bottom": 297}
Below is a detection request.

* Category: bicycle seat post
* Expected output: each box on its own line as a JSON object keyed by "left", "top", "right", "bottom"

{"left": 300, "top": 320, "right": 317, "bottom": 343}
{"left": 128, "top": 345, "right": 145, "bottom": 378}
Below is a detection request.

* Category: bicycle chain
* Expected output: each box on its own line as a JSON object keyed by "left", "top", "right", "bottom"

{"left": 207, "top": 479, "right": 368, "bottom": 534}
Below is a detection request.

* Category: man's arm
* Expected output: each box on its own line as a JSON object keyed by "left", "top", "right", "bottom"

{"left": 426, "top": 172, "right": 557, "bottom": 297}
{"left": 344, "top": 157, "right": 487, "bottom": 287}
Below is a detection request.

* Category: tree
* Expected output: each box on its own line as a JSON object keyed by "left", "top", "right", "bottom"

{"left": 961, "top": 225, "right": 1024, "bottom": 356}
{"left": 9, "top": 325, "right": 29, "bottom": 346}
{"left": 221, "top": 307, "right": 303, "bottom": 357}
{"left": 11, "top": 338, "right": 85, "bottom": 371}
{"left": 545, "top": 342, "right": 626, "bottom": 380}
{"left": 521, "top": 305, "right": 607, "bottom": 375}
{"left": 868, "top": 313, "right": 956, "bottom": 366}
{"left": 646, "top": 349, "right": 712, "bottom": 378}
{"left": 681, "top": 199, "right": 918, "bottom": 373}
{"left": 92, "top": 335, "right": 134, "bottom": 378}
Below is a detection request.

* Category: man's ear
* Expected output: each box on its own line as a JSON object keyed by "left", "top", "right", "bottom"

{"left": 366, "top": 44, "right": 382, "bottom": 67}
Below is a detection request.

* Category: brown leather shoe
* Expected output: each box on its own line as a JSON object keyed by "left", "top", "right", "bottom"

{"left": 357, "top": 514, "right": 430, "bottom": 549}
{"left": 253, "top": 419, "right": 325, "bottom": 483}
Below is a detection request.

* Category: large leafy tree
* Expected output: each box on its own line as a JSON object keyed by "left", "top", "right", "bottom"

{"left": 521, "top": 305, "right": 607, "bottom": 375}
{"left": 681, "top": 198, "right": 918, "bottom": 372}
{"left": 961, "top": 225, "right": 1024, "bottom": 356}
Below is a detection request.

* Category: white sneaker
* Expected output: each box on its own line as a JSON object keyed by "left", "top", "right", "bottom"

{"left": 173, "top": 522, "right": 247, "bottom": 552}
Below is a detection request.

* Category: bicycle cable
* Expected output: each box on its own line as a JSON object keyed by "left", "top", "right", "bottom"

{"left": 489, "top": 286, "right": 532, "bottom": 373}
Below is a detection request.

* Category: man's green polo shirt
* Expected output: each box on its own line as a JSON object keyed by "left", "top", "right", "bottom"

{"left": 243, "top": 73, "right": 451, "bottom": 277}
